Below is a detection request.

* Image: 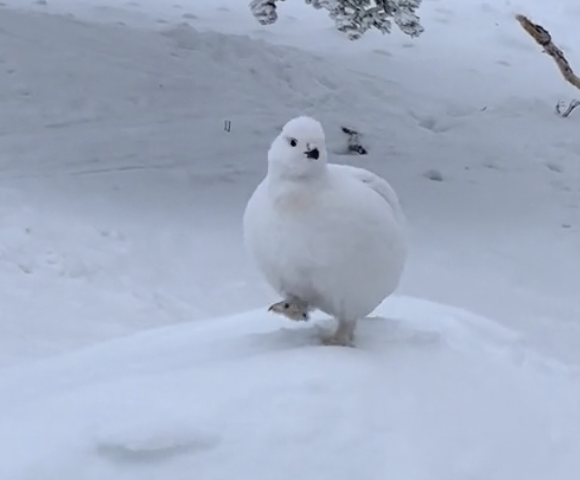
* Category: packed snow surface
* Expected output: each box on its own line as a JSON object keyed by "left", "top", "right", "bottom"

{"left": 0, "top": 0, "right": 579, "bottom": 479}
{"left": 2, "top": 299, "right": 580, "bottom": 480}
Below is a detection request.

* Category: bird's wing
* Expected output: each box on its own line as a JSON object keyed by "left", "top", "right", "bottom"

{"left": 332, "top": 164, "right": 406, "bottom": 225}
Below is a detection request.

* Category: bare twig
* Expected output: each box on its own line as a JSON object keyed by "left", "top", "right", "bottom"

{"left": 516, "top": 14, "right": 580, "bottom": 117}
{"left": 556, "top": 99, "right": 580, "bottom": 118}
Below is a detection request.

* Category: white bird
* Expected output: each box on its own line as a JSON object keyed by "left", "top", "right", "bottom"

{"left": 243, "top": 116, "right": 407, "bottom": 346}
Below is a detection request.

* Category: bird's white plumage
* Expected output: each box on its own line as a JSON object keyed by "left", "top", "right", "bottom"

{"left": 243, "top": 116, "right": 407, "bottom": 345}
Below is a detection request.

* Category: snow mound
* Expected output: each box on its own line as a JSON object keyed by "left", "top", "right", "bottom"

{"left": 1, "top": 296, "right": 579, "bottom": 480}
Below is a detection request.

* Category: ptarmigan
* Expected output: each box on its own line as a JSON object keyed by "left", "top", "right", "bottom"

{"left": 243, "top": 116, "right": 407, "bottom": 346}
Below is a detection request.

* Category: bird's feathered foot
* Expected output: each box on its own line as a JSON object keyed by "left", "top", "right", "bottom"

{"left": 322, "top": 319, "right": 356, "bottom": 347}
{"left": 268, "top": 299, "right": 310, "bottom": 321}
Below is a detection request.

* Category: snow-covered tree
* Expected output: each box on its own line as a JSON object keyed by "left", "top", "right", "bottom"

{"left": 249, "top": 0, "right": 424, "bottom": 40}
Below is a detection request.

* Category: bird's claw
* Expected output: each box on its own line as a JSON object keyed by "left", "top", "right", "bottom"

{"left": 321, "top": 334, "right": 355, "bottom": 347}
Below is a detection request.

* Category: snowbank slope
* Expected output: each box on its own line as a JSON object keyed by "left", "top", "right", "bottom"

{"left": 1, "top": 297, "right": 579, "bottom": 480}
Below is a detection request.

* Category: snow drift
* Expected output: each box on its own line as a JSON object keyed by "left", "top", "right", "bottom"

{"left": 1, "top": 296, "right": 580, "bottom": 480}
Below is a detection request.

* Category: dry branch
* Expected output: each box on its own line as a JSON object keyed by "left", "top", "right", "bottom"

{"left": 556, "top": 99, "right": 580, "bottom": 118}
{"left": 516, "top": 14, "right": 580, "bottom": 117}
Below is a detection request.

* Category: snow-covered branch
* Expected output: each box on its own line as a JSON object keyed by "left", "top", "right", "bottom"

{"left": 250, "top": 0, "right": 424, "bottom": 40}
{"left": 516, "top": 14, "right": 580, "bottom": 117}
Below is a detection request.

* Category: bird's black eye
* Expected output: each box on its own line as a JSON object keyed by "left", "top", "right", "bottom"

{"left": 288, "top": 137, "right": 297, "bottom": 147}
{"left": 283, "top": 303, "right": 290, "bottom": 309}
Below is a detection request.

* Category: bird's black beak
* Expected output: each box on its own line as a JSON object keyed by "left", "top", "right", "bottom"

{"left": 305, "top": 148, "right": 319, "bottom": 160}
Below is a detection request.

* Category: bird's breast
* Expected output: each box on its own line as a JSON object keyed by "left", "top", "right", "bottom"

{"left": 270, "top": 184, "right": 318, "bottom": 217}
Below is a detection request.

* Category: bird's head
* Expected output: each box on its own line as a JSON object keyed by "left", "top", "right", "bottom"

{"left": 267, "top": 116, "right": 327, "bottom": 180}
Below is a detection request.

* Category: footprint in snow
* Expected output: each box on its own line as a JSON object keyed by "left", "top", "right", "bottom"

{"left": 96, "top": 439, "right": 214, "bottom": 464}
{"left": 372, "top": 49, "right": 393, "bottom": 57}
{"left": 545, "top": 162, "right": 564, "bottom": 173}
{"left": 416, "top": 116, "right": 451, "bottom": 133}
{"left": 434, "top": 16, "right": 451, "bottom": 25}
{"left": 95, "top": 427, "right": 220, "bottom": 465}
{"left": 423, "top": 169, "right": 444, "bottom": 182}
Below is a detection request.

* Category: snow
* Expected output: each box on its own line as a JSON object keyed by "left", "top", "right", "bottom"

{"left": 0, "top": 0, "right": 579, "bottom": 478}
{"left": 2, "top": 299, "right": 580, "bottom": 480}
